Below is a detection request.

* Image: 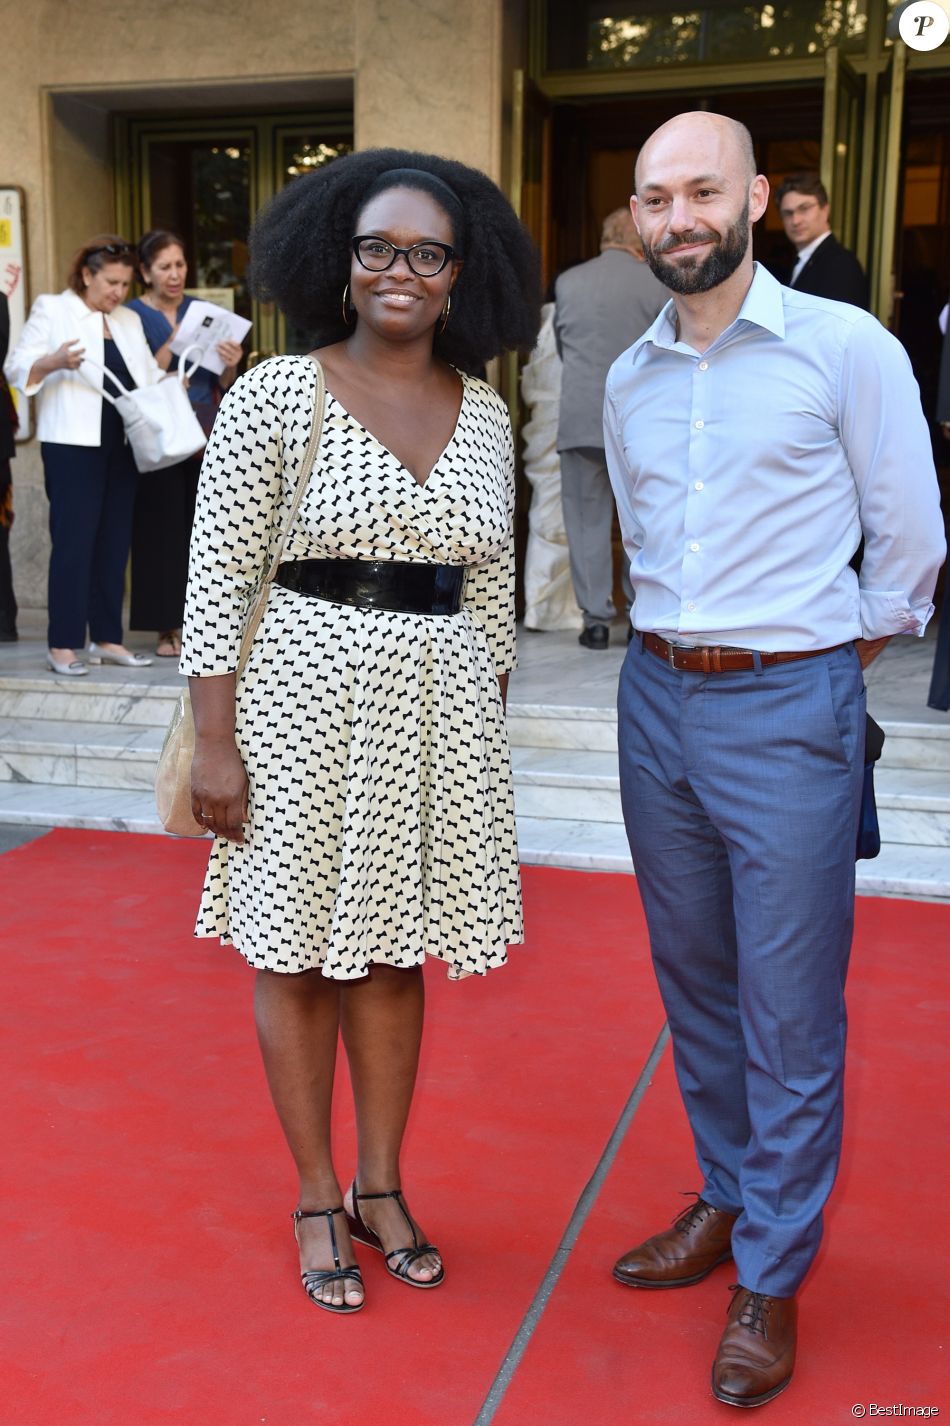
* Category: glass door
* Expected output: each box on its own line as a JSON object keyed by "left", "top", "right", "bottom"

{"left": 871, "top": 43, "right": 908, "bottom": 324}
{"left": 117, "top": 113, "right": 352, "bottom": 362}
{"left": 820, "top": 47, "right": 866, "bottom": 260}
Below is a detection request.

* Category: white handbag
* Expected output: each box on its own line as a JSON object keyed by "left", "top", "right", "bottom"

{"left": 81, "top": 343, "right": 207, "bottom": 473}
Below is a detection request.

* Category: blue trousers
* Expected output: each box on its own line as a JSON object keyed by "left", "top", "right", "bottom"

{"left": 42, "top": 438, "right": 138, "bottom": 649}
{"left": 617, "top": 639, "right": 865, "bottom": 1296}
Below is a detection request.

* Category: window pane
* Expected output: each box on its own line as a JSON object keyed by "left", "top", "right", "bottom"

{"left": 277, "top": 131, "right": 352, "bottom": 353}
{"left": 546, "top": 0, "right": 869, "bottom": 69}
{"left": 146, "top": 137, "right": 252, "bottom": 319}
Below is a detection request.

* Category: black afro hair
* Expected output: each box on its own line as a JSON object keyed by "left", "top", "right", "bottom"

{"left": 248, "top": 147, "right": 541, "bottom": 375}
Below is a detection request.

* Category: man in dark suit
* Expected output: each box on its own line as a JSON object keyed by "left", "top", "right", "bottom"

{"left": 554, "top": 209, "right": 665, "bottom": 648}
{"left": 774, "top": 173, "right": 868, "bottom": 310}
{"left": 0, "top": 273, "right": 20, "bottom": 642}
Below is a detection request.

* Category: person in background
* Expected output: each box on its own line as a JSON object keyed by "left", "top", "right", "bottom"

{"left": 555, "top": 208, "right": 666, "bottom": 649}
{"left": 520, "top": 297, "right": 581, "bottom": 631}
{"left": 773, "top": 173, "right": 868, "bottom": 308}
{"left": 0, "top": 270, "right": 21, "bottom": 642}
{"left": 927, "top": 305, "right": 950, "bottom": 712}
{"left": 127, "top": 230, "right": 243, "bottom": 658}
{"left": 4, "top": 235, "right": 163, "bottom": 676}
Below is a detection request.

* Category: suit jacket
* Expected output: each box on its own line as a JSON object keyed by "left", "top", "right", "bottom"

{"left": 778, "top": 234, "right": 869, "bottom": 310}
{"left": 0, "top": 294, "right": 16, "bottom": 462}
{"left": 4, "top": 289, "right": 162, "bottom": 447}
{"left": 554, "top": 248, "right": 666, "bottom": 451}
{"left": 937, "top": 307, "right": 950, "bottom": 425}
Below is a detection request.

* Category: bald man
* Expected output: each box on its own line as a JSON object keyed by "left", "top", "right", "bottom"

{"left": 554, "top": 208, "right": 665, "bottom": 647}
{"left": 603, "top": 112, "right": 944, "bottom": 1407}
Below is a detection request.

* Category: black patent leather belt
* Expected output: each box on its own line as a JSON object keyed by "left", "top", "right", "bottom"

{"left": 274, "top": 559, "right": 465, "bottom": 615}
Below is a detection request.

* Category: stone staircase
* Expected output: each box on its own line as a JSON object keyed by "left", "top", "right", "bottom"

{"left": 509, "top": 700, "right": 950, "bottom": 898}
{"left": 1, "top": 632, "right": 949, "bottom": 898}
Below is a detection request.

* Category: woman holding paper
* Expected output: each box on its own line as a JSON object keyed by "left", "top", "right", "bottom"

{"left": 4, "top": 234, "right": 162, "bottom": 675}
{"left": 127, "top": 230, "right": 244, "bottom": 658}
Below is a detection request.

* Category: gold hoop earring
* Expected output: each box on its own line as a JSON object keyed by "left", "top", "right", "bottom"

{"left": 342, "top": 283, "right": 355, "bottom": 327}
{"left": 439, "top": 293, "right": 451, "bottom": 335}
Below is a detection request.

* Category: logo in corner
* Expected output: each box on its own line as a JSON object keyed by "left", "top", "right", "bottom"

{"left": 898, "top": 0, "right": 950, "bottom": 49}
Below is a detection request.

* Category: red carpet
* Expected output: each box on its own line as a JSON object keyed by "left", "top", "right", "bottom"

{"left": 2, "top": 830, "right": 948, "bottom": 1425}
{"left": 490, "top": 895, "right": 950, "bottom": 1425}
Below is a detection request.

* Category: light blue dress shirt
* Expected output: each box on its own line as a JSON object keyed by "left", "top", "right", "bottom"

{"left": 604, "top": 263, "right": 945, "bottom": 650}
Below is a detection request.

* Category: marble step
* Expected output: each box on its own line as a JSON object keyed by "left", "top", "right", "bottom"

{"left": 875, "top": 721, "right": 950, "bottom": 771}
{"left": 1, "top": 782, "right": 947, "bottom": 900}
{"left": 0, "top": 717, "right": 165, "bottom": 791}
{"left": 0, "top": 781, "right": 167, "bottom": 835}
{"left": 507, "top": 700, "right": 948, "bottom": 771}
{"left": 515, "top": 815, "right": 950, "bottom": 900}
{"left": 0, "top": 672, "right": 182, "bottom": 728}
{"left": 512, "top": 746, "right": 950, "bottom": 847}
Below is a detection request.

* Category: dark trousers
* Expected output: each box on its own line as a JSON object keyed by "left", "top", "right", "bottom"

{"left": 928, "top": 595, "right": 950, "bottom": 711}
{"left": 0, "top": 460, "right": 16, "bottom": 638}
{"left": 42, "top": 438, "right": 139, "bottom": 649}
{"left": 129, "top": 454, "right": 201, "bottom": 633}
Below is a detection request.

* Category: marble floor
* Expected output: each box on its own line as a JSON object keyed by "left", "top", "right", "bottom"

{"left": 509, "top": 619, "right": 946, "bottom": 724}
{"left": 4, "top": 609, "right": 946, "bottom": 724}
{"left": 2, "top": 612, "right": 948, "bottom": 896}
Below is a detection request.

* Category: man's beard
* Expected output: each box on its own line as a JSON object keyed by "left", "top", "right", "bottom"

{"left": 643, "top": 199, "right": 750, "bottom": 294}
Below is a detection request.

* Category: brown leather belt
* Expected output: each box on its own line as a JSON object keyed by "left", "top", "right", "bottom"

{"left": 641, "top": 631, "right": 846, "bottom": 673}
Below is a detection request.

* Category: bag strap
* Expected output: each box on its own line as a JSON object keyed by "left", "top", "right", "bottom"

{"left": 235, "top": 356, "right": 327, "bottom": 673}
{"left": 176, "top": 343, "right": 205, "bottom": 384}
{"left": 77, "top": 356, "right": 131, "bottom": 407}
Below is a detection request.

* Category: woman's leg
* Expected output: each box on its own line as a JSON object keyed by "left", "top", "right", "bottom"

{"left": 340, "top": 965, "right": 441, "bottom": 1283}
{"left": 254, "top": 968, "right": 362, "bottom": 1307}
{"left": 42, "top": 442, "right": 107, "bottom": 656}
{"left": 88, "top": 439, "right": 138, "bottom": 647}
{"left": 129, "top": 454, "right": 196, "bottom": 644}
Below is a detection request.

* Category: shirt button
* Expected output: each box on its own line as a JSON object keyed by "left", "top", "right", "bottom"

{"left": 690, "top": 542, "right": 700, "bottom": 552}
{"left": 694, "top": 419, "right": 704, "bottom": 429}
{"left": 694, "top": 481, "right": 704, "bottom": 490}
{"left": 687, "top": 601, "right": 697, "bottom": 612}
{"left": 698, "top": 361, "right": 709, "bottom": 370}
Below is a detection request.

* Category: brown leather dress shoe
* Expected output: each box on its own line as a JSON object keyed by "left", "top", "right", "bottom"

{"left": 712, "top": 1285, "right": 797, "bottom": 1408}
{"left": 612, "top": 1196, "right": 737, "bottom": 1288}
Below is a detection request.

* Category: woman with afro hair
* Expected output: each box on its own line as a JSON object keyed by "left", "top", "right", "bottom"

{"left": 178, "top": 149, "right": 540, "bottom": 1314}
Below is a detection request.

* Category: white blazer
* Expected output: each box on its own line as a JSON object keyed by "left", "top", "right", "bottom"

{"left": 4, "top": 289, "right": 163, "bottom": 447}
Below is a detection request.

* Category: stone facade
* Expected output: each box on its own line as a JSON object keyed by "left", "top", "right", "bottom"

{"left": 2, "top": 0, "right": 521, "bottom": 609}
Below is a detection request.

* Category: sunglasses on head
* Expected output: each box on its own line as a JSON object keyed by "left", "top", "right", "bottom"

{"left": 85, "top": 244, "right": 134, "bottom": 260}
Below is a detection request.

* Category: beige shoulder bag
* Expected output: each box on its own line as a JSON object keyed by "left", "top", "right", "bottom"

{"left": 155, "top": 357, "right": 327, "bottom": 837}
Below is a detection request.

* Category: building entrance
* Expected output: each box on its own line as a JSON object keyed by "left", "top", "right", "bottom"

{"left": 116, "top": 111, "right": 352, "bottom": 362}
{"left": 513, "top": 22, "right": 950, "bottom": 613}
{"left": 543, "top": 84, "right": 827, "bottom": 285}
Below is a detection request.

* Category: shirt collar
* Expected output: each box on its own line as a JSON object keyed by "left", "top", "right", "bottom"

{"left": 629, "top": 261, "right": 786, "bottom": 361}
{"left": 62, "top": 288, "right": 102, "bottom": 322}
{"left": 792, "top": 229, "right": 832, "bottom": 271}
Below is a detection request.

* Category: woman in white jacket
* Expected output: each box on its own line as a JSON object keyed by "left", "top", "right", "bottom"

{"left": 4, "top": 235, "right": 163, "bottom": 675}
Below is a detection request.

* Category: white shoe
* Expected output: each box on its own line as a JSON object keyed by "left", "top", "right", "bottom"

{"left": 87, "top": 643, "right": 153, "bottom": 667}
{"left": 47, "top": 653, "right": 89, "bottom": 676}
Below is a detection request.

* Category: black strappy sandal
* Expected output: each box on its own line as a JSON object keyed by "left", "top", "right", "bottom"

{"left": 346, "top": 1186, "right": 445, "bottom": 1290}
{"left": 292, "top": 1206, "right": 364, "bottom": 1314}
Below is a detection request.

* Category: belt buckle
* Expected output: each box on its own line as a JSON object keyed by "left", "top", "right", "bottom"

{"left": 667, "top": 640, "right": 678, "bottom": 669}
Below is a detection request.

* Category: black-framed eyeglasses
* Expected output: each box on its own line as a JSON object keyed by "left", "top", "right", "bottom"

{"left": 85, "top": 244, "right": 133, "bottom": 260}
{"left": 352, "top": 236, "right": 456, "bottom": 278}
